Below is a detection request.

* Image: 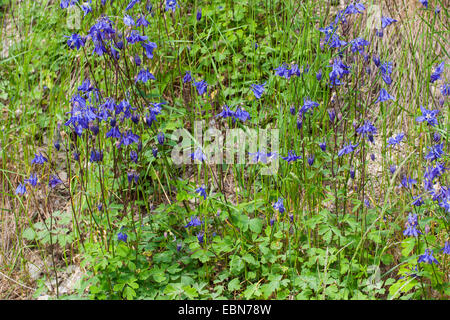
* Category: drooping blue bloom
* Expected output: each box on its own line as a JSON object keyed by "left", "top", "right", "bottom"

{"left": 25, "top": 173, "right": 38, "bottom": 187}
{"left": 401, "top": 176, "right": 417, "bottom": 189}
{"left": 127, "top": 171, "right": 139, "bottom": 183}
{"left": 195, "top": 185, "right": 207, "bottom": 199}
{"left": 441, "top": 83, "right": 449, "bottom": 96}
{"left": 343, "top": 2, "right": 365, "bottom": 15}
{"left": 81, "top": 2, "right": 92, "bottom": 16}
{"left": 441, "top": 242, "right": 450, "bottom": 255}
{"left": 316, "top": 70, "right": 322, "bottom": 81}
{"left": 89, "top": 150, "right": 103, "bottom": 163}
{"left": 184, "top": 215, "right": 202, "bottom": 228}
{"left": 307, "top": 155, "right": 315, "bottom": 166}
{"left": 197, "top": 231, "right": 204, "bottom": 244}
{"left": 430, "top": 62, "right": 444, "bottom": 83}
{"left": 299, "top": 97, "right": 319, "bottom": 115}
{"left": 118, "top": 232, "right": 127, "bottom": 242}
{"left": 152, "top": 148, "right": 158, "bottom": 158}
{"left": 49, "top": 175, "right": 63, "bottom": 188}
{"left": 419, "top": 0, "right": 428, "bottom": 9}
{"left": 127, "top": 30, "right": 148, "bottom": 44}
{"left": 157, "top": 132, "right": 165, "bottom": 145}
{"left": 338, "top": 142, "right": 359, "bottom": 157}
{"left": 32, "top": 152, "right": 48, "bottom": 165}
{"left": 350, "top": 167, "right": 355, "bottom": 179}
{"left": 191, "top": 147, "right": 206, "bottom": 162}
{"left": 135, "top": 68, "right": 155, "bottom": 83}
{"left": 328, "top": 58, "right": 350, "bottom": 87}
{"left": 15, "top": 183, "right": 27, "bottom": 195}
{"left": 403, "top": 224, "right": 422, "bottom": 237}
{"left": 273, "top": 197, "right": 285, "bottom": 214}
{"left": 390, "top": 165, "right": 396, "bottom": 174}
{"left": 106, "top": 122, "right": 121, "bottom": 139}
{"left": 183, "top": 71, "right": 193, "bottom": 83}
{"left": 412, "top": 195, "right": 424, "bottom": 206}
{"left": 319, "top": 142, "right": 327, "bottom": 152}
{"left": 216, "top": 105, "right": 234, "bottom": 119}
{"left": 379, "top": 61, "right": 393, "bottom": 85}
{"left": 375, "top": 88, "right": 395, "bottom": 103}
{"left": 65, "top": 33, "right": 85, "bottom": 50}
{"left": 424, "top": 143, "right": 444, "bottom": 162}
{"left": 387, "top": 132, "right": 405, "bottom": 147}
{"left": 136, "top": 15, "right": 150, "bottom": 27}
{"left": 249, "top": 150, "right": 277, "bottom": 164}
{"left": 119, "top": 130, "right": 140, "bottom": 148}
{"left": 196, "top": 8, "right": 202, "bottom": 21}
{"left": 233, "top": 107, "right": 251, "bottom": 123}
{"left": 123, "top": 14, "right": 135, "bottom": 26}
{"left": 251, "top": 83, "right": 266, "bottom": 99}
{"left": 281, "top": 150, "right": 302, "bottom": 163}
{"left": 356, "top": 120, "right": 377, "bottom": 142}
{"left": 165, "top": 0, "right": 179, "bottom": 12}
{"left": 130, "top": 150, "right": 138, "bottom": 163}
{"left": 418, "top": 249, "right": 439, "bottom": 265}
{"left": 141, "top": 41, "right": 157, "bottom": 59}
{"left": 194, "top": 79, "right": 208, "bottom": 96}
{"left": 125, "top": 0, "right": 140, "bottom": 11}
{"left": 381, "top": 16, "right": 397, "bottom": 29}
{"left": 328, "top": 109, "right": 336, "bottom": 123}
{"left": 350, "top": 37, "right": 370, "bottom": 54}
{"left": 274, "top": 63, "right": 290, "bottom": 78}
{"left": 415, "top": 105, "right": 439, "bottom": 126}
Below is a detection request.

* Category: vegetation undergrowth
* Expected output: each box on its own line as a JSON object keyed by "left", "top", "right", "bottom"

{"left": 0, "top": 0, "right": 448, "bottom": 300}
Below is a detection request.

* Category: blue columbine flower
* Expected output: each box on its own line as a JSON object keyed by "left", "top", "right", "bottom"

{"left": 419, "top": 0, "right": 428, "bottom": 9}
{"left": 401, "top": 176, "right": 417, "bottom": 189}
{"left": 418, "top": 249, "right": 439, "bottom": 265}
{"left": 135, "top": 68, "right": 155, "bottom": 83}
{"left": 25, "top": 173, "right": 38, "bottom": 187}
{"left": 430, "top": 62, "right": 444, "bottom": 83}
{"left": 125, "top": 0, "right": 140, "bottom": 11}
{"left": 118, "top": 231, "right": 127, "bottom": 242}
{"left": 251, "top": 83, "right": 266, "bottom": 99}
{"left": 89, "top": 150, "right": 103, "bottom": 163}
{"left": 195, "top": 185, "right": 207, "bottom": 199}
{"left": 387, "top": 132, "right": 405, "bottom": 147}
{"left": 123, "top": 14, "right": 135, "bottom": 26}
{"left": 183, "top": 71, "right": 193, "bottom": 83}
{"left": 130, "top": 150, "right": 138, "bottom": 163}
{"left": 274, "top": 63, "right": 290, "bottom": 78}
{"left": 338, "top": 142, "right": 359, "bottom": 157}
{"left": 356, "top": 120, "right": 377, "bottom": 143}
{"left": 216, "top": 105, "right": 235, "bottom": 119}
{"left": 299, "top": 97, "right": 319, "bottom": 115}
{"left": 165, "top": 0, "right": 179, "bottom": 12}
{"left": 390, "top": 165, "right": 396, "bottom": 174}
{"left": 197, "top": 231, "right": 204, "bottom": 244}
{"left": 273, "top": 197, "right": 285, "bottom": 213}
{"left": 127, "top": 30, "right": 148, "bottom": 44}
{"left": 307, "top": 155, "right": 315, "bottom": 166}
{"left": 412, "top": 195, "right": 424, "bottom": 206}
{"left": 127, "top": 171, "right": 139, "bottom": 183}
{"left": 119, "top": 130, "right": 140, "bottom": 148}
{"left": 379, "top": 61, "right": 393, "bottom": 85}
{"left": 15, "top": 183, "right": 27, "bottom": 195}
{"left": 375, "top": 88, "right": 395, "bottom": 103}
{"left": 319, "top": 142, "right": 327, "bottom": 152}
{"left": 152, "top": 148, "right": 158, "bottom": 158}
{"left": 424, "top": 143, "right": 444, "bottom": 162}
{"left": 141, "top": 41, "right": 157, "bottom": 59}
{"left": 32, "top": 152, "right": 47, "bottom": 165}
{"left": 328, "top": 58, "right": 350, "bottom": 87}
{"left": 350, "top": 37, "right": 370, "bottom": 54}
{"left": 191, "top": 147, "right": 207, "bottom": 162}
{"left": 65, "top": 33, "right": 85, "bottom": 50}
{"left": 416, "top": 105, "right": 439, "bottom": 126}
{"left": 196, "top": 8, "right": 202, "bottom": 21}
{"left": 381, "top": 16, "right": 397, "bottom": 29}
{"left": 281, "top": 150, "right": 302, "bottom": 163}
{"left": 184, "top": 215, "right": 202, "bottom": 228}
{"left": 441, "top": 83, "right": 449, "bottom": 96}
{"left": 194, "top": 79, "right": 208, "bottom": 96}
{"left": 233, "top": 107, "right": 251, "bottom": 123}
{"left": 49, "top": 175, "right": 63, "bottom": 188}
{"left": 157, "top": 132, "right": 165, "bottom": 145}
{"left": 136, "top": 15, "right": 150, "bottom": 27}
{"left": 441, "top": 242, "right": 450, "bottom": 255}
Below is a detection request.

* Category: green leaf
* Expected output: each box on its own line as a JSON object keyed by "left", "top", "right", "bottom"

{"left": 23, "top": 227, "right": 37, "bottom": 241}
{"left": 123, "top": 286, "right": 136, "bottom": 300}
{"left": 249, "top": 218, "right": 263, "bottom": 234}
{"left": 182, "top": 286, "right": 199, "bottom": 299}
{"left": 228, "top": 278, "right": 241, "bottom": 292}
